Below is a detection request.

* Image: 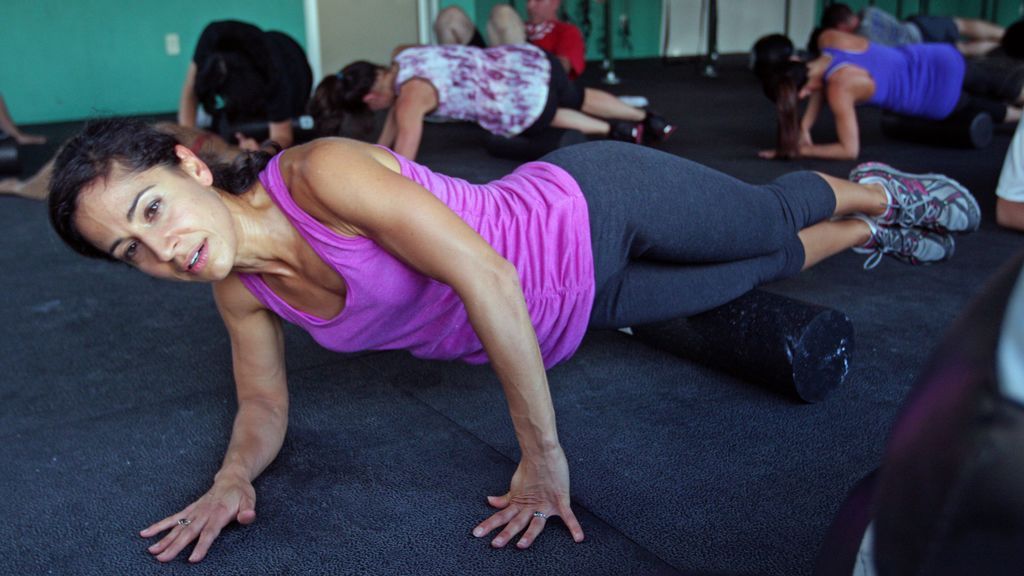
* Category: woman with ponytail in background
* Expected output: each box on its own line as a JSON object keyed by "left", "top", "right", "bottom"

{"left": 308, "top": 44, "right": 674, "bottom": 161}
{"left": 753, "top": 30, "right": 1024, "bottom": 160}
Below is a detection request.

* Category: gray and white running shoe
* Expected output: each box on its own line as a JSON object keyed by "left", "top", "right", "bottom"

{"left": 850, "top": 162, "right": 981, "bottom": 233}
{"left": 849, "top": 214, "right": 956, "bottom": 269}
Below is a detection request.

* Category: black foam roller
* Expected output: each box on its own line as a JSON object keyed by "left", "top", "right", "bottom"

{"left": 631, "top": 289, "right": 855, "bottom": 403}
{"left": 881, "top": 108, "right": 992, "bottom": 149}
{"left": 484, "top": 128, "right": 586, "bottom": 161}
{"left": 0, "top": 137, "right": 19, "bottom": 175}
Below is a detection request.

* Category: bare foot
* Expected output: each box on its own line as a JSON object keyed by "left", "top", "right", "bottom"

{"left": 15, "top": 133, "right": 47, "bottom": 145}
{"left": 0, "top": 177, "right": 24, "bottom": 195}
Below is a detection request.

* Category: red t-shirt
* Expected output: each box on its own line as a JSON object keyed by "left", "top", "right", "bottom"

{"left": 526, "top": 20, "right": 586, "bottom": 79}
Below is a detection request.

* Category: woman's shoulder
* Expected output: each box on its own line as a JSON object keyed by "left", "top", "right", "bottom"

{"left": 276, "top": 138, "right": 402, "bottom": 210}
{"left": 279, "top": 138, "right": 392, "bottom": 175}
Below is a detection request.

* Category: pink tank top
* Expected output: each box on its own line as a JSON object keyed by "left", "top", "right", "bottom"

{"left": 238, "top": 149, "right": 595, "bottom": 369}
{"left": 393, "top": 44, "right": 550, "bottom": 137}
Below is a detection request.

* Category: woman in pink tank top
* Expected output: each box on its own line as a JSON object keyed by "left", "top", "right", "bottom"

{"left": 48, "top": 118, "right": 975, "bottom": 563}
{"left": 308, "top": 44, "right": 675, "bottom": 161}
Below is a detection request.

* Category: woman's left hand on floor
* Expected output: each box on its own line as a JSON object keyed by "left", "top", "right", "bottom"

{"left": 472, "top": 445, "right": 585, "bottom": 548}
{"left": 758, "top": 148, "right": 779, "bottom": 159}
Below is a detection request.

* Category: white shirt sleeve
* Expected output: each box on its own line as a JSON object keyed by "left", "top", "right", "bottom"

{"left": 996, "top": 120, "right": 1024, "bottom": 202}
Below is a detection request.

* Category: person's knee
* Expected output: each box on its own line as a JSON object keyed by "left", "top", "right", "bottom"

{"left": 488, "top": 4, "right": 526, "bottom": 45}
{"left": 435, "top": 6, "right": 474, "bottom": 44}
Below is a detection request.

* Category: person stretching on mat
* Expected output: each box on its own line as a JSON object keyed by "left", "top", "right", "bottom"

{"left": 820, "top": 3, "right": 1005, "bottom": 58}
{"left": 755, "top": 30, "right": 1024, "bottom": 160}
{"left": 178, "top": 20, "right": 312, "bottom": 151}
{"left": 308, "top": 43, "right": 675, "bottom": 162}
{"left": 0, "top": 123, "right": 240, "bottom": 201}
{"left": 48, "top": 117, "right": 978, "bottom": 563}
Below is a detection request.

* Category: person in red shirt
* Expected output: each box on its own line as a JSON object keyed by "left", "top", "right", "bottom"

{"left": 435, "top": 0, "right": 586, "bottom": 79}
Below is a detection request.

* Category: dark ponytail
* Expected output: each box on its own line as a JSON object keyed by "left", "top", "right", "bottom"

{"left": 309, "top": 61, "right": 383, "bottom": 138}
{"left": 761, "top": 61, "right": 809, "bottom": 160}
{"left": 202, "top": 144, "right": 280, "bottom": 195}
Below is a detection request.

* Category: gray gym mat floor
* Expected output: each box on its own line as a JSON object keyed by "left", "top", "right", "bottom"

{"left": 2, "top": 56, "right": 1021, "bottom": 575}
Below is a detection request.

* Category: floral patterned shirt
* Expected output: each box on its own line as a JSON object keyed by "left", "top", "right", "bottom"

{"left": 394, "top": 44, "right": 551, "bottom": 137}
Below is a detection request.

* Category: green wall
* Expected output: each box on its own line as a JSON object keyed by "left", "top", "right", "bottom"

{"left": 817, "top": 0, "right": 1022, "bottom": 25}
{"left": 1, "top": 0, "right": 305, "bottom": 124}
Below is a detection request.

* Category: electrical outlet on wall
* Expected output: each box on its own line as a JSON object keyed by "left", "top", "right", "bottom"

{"left": 165, "top": 33, "right": 181, "bottom": 56}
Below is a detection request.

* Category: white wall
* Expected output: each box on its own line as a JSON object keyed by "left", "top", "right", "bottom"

{"left": 663, "top": 0, "right": 816, "bottom": 57}
{"left": 312, "top": 0, "right": 424, "bottom": 81}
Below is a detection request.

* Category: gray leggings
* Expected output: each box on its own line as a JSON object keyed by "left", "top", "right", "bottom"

{"left": 539, "top": 142, "right": 837, "bottom": 328}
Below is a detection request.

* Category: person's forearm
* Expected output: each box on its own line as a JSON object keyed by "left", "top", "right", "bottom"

{"left": 267, "top": 121, "right": 294, "bottom": 149}
{"left": 801, "top": 94, "right": 823, "bottom": 134}
{"left": 178, "top": 94, "right": 198, "bottom": 127}
{"left": 216, "top": 398, "right": 289, "bottom": 482}
{"left": 460, "top": 263, "right": 560, "bottom": 456}
{"left": 393, "top": 123, "right": 424, "bottom": 162}
{"left": 178, "top": 63, "right": 199, "bottom": 127}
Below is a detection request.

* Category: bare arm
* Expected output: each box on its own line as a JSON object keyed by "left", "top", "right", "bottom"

{"left": 800, "top": 91, "right": 824, "bottom": 140}
{"left": 178, "top": 62, "right": 199, "bottom": 127}
{"left": 267, "top": 120, "right": 294, "bottom": 149}
{"left": 294, "top": 139, "right": 584, "bottom": 548}
{"left": 798, "top": 75, "right": 862, "bottom": 160}
{"left": 377, "top": 108, "right": 398, "bottom": 148}
{"left": 141, "top": 274, "right": 289, "bottom": 563}
{"left": 997, "top": 198, "right": 1024, "bottom": 231}
{"left": 390, "top": 79, "right": 436, "bottom": 161}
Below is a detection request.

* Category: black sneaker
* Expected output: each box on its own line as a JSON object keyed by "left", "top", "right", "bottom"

{"left": 609, "top": 121, "right": 644, "bottom": 144}
{"left": 642, "top": 112, "right": 676, "bottom": 144}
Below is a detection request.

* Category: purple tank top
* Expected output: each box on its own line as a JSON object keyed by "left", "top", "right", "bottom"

{"left": 824, "top": 43, "right": 964, "bottom": 119}
{"left": 238, "top": 149, "right": 595, "bottom": 369}
{"left": 394, "top": 44, "right": 550, "bottom": 137}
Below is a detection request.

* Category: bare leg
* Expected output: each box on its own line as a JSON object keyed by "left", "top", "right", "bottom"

{"left": 434, "top": 6, "right": 477, "bottom": 45}
{"left": 815, "top": 172, "right": 888, "bottom": 217}
{"left": 0, "top": 158, "right": 53, "bottom": 200}
{"left": 954, "top": 17, "right": 1004, "bottom": 42}
{"left": 581, "top": 89, "right": 646, "bottom": 122}
{"left": 0, "top": 94, "right": 46, "bottom": 145}
{"left": 550, "top": 108, "right": 610, "bottom": 135}
{"left": 956, "top": 40, "right": 1000, "bottom": 57}
{"left": 487, "top": 5, "right": 526, "bottom": 45}
{"left": 799, "top": 219, "right": 872, "bottom": 270}
{"left": 796, "top": 172, "right": 891, "bottom": 268}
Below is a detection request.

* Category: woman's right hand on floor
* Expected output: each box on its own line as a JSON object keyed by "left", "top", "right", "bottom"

{"left": 139, "top": 471, "right": 257, "bottom": 563}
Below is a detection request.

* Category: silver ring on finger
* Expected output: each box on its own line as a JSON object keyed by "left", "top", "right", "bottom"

{"left": 177, "top": 518, "right": 192, "bottom": 527}
{"left": 532, "top": 511, "right": 548, "bottom": 519}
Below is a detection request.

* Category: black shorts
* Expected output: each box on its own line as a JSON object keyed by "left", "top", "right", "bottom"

{"left": 908, "top": 15, "right": 960, "bottom": 44}
{"left": 522, "top": 50, "right": 585, "bottom": 136}
{"left": 952, "top": 58, "right": 1024, "bottom": 122}
{"left": 468, "top": 28, "right": 487, "bottom": 48}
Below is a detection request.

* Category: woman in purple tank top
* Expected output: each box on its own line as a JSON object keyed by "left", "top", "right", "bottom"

{"left": 755, "top": 29, "right": 1024, "bottom": 160}
{"left": 308, "top": 44, "right": 675, "bottom": 161}
{"left": 47, "top": 118, "right": 977, "bottom": 562}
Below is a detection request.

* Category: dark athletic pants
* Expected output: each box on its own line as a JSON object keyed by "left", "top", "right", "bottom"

{"left": 540, "top": 142, "right": 837, "bottom": 328}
